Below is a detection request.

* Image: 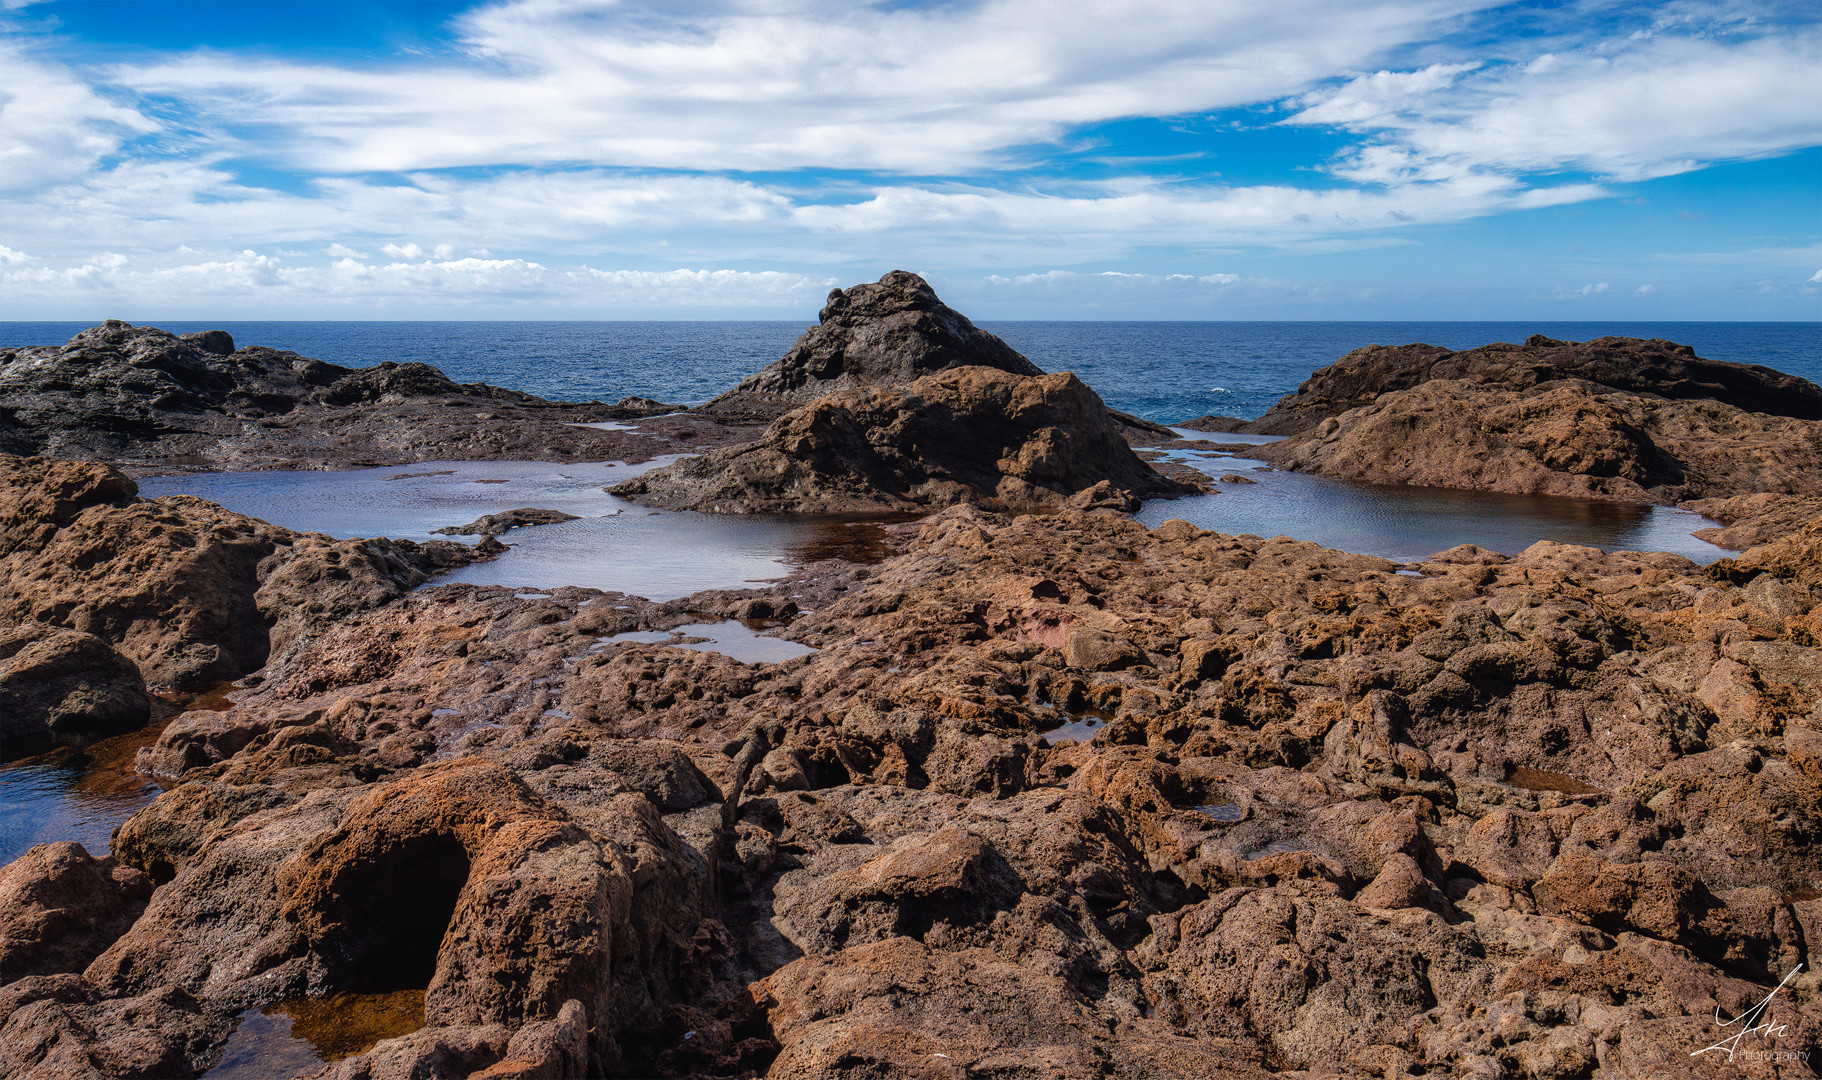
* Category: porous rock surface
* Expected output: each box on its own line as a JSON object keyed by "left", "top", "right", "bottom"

{"left": 614, "top": 366, "right": 1196, "bottom": 513}
{"left": 0, "top": 454, "right": 492, "bottom": 701}
{"left": 0, "top": 321, "right": 740, "bottom": 472}
{"left": 3, "top": 487, "right": 1820, "bottom": 1077}
{"left": 1257, "top": 376, "right": 1822, "bottom": 504}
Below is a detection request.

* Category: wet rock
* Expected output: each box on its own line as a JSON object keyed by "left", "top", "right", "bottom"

{"left": 430, "top": 508, "right": 580, "bottom": 537}
{"left": 0, "top": 626, "right": 149, "bottom": 739}
{"left": 0, "top": 321, "right": 651, "bottom": 470}
{"left": 614, "top": 366, "right": 1194, "bottom": 513}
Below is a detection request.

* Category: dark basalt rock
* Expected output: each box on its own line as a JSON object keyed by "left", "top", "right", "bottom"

{"left": 432, "top": 508, "right": 581, "bottom": 537}
{"left": 0, "top": 321, "right": 660, "bottom": 471}
{"left": 1242, "top": 334, "right": 1822, "bottom": 435}
{"left": 698, "top": 271, "right": 1043, "bottom": 421}
{"left": 0, "top": 626, "right": 150, "bottom": 740}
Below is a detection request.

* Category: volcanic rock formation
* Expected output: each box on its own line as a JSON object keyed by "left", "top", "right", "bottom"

{"left": 698, "top": 271, "right": 1043, "bottom": 420}
{"left": 614, "top": 366, "right": 1196, "bottom": 513}
{"left": 0, "top": 321, "right": 719, "bottom": 472}
{"left": 0, "top": 455, "right": 492, "bottom": 736}
{"left": 4, "top": 492, "right": 1814, "bottom": 1077}
{"left": 1245, "top": 335, "right": 1822, "bottom": 504}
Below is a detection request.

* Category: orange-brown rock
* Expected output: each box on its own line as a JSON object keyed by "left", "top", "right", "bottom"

{"left": 615, "top": 366, "right": 1194, "bottom": 513}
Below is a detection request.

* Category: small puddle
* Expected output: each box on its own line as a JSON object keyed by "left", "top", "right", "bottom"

{"left": 1196, "top": 803, "right": 1246, "bottom": 822}
{"left": 0, "top": 684, "right": 237, "bottom": 867}
{"left": 606, "top": 620, "right": 816, "bottom": 664}
{"left": 1245, "top": 839, "right": 1309, "bottom": 860}
{"left": 203, "top": 989, "right": 427, "bottom": 1078}
{"left": 1506, "top": 766, "right": 1601, "bottom": 796}
{"left": 1039, "top": 710, "right": 1111, "bottom": 744}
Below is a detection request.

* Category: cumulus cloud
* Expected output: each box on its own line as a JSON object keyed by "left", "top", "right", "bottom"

{"left": 115, "top": 0, "right": 1499, "bottom": 175}
{"left": 1290, "top": 29, "right": 1822, "bottom": 182}
{"left": 0, "top": 247, "right": 839, "bottom": 314}
{"left": 0, "top": 43, "right": 160, "bottom": 192}
{"left": 1810, "top": 268, "right": 1822, "bottom": 283}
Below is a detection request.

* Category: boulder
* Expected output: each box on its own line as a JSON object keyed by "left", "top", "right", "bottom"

{"left": 0, "top": 843, "right": 151, "bottom": 983}
{"left": 613, "top": 366, "right": 1194, "bottom": 513}
{"left": 431, "top": 508, "right": 580, "bottom": 537}
{"left": 0, "top": 626, "right": 149, "bottom": 739}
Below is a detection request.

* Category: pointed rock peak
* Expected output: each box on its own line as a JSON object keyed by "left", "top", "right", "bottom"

{"left": 701, "top": 271, "right": 1043, "bottom": 420}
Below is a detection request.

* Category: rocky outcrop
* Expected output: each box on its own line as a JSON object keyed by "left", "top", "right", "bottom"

{"left": 1256, "top": 376, "right": 1822, "bottom": 503}
{"left": 698, "top": 271, "right": 1043, "bottom": 421}
{"left": 0, "top": 455, "right": 493, "bottom": 698}
{"left": 1241, "top": 334, "right": 1821, "bottom": 436}
{"left": 0, "top": 321, "right": 725, "bottom": 472}
{"left": 1, "top": 485, "right": 1813, "bottom": 1076}
{"left": 613, "top": 366, "right": 1196, "bottom": 513}
{"left": 0, "top": 843, "right": 151, "bottom": 984}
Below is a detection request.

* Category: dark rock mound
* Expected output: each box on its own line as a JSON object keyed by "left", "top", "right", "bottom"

{"left": 1178, "top": 415, "right": 1250, "bottom": 434}
{"left": 614, "top": 366, "right": 1196, "bottom": 514}
{"left": 0, "top": 321, "right": 634, "bottom": 470}
{"left": 432, "top": 508, "right": 581, "bottom": 537}
{"left": 699, "top": 271, "right": 1043, "bottom": 421}
{"left": 1244, "top": 334, "right": 1821, "bottom": 435}
{"left": 605, "top": 396, "right": 681, "bottom": 419}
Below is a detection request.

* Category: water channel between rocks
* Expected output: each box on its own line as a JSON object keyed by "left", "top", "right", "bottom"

{"left": 5, "top": 448, "right": 1730, "bottom": 869}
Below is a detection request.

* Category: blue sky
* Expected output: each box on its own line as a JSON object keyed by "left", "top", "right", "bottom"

{"left": 0, "top": 0, "right": 1817, "bottom": 319}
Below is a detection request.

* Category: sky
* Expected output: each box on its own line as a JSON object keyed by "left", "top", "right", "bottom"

{"left": 0, "top": 0, "right": 1818, "bottom": 320}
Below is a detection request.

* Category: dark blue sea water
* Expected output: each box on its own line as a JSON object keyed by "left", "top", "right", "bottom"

{"left": 4, "top": 320, "right": 1815, "bottom": 425}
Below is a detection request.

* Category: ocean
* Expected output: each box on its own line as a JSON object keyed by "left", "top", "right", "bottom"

{"left": 3, "top": 320, "right": 1815, "bottom": 425}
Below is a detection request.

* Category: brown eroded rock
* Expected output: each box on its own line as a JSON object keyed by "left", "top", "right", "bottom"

{"left": 613, "top": 366, "right": 1194, "bottom": 513}
{"left": 1242, "top": 333, "right": 1821, "bottom": 435}
{"left": 0, "top": 453, "right": 493, "bottom": 691}
{"left": 0, "top": 626, "right": 150, "bottom": 739}
{"left": 1257, "top": 377, "right": 1822, "bottom": 503}
{"left": 0, "top": 843, "right": 151, "bottom": 984}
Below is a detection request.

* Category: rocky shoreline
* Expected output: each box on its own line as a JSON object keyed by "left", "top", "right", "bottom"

{"left": 2, "top": 275, "right": 1821, "bottom": 1079}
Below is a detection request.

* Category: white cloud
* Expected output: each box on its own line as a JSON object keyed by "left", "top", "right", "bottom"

{"left": 323, "top": 243, "right": 367, "bottom": 258}
{"left": 113, "top": 0, "right": 1499, "bottom": 175}
{"left": 0, "top": 244, "right": 27, "bottom": 264}
{"left": 1572, "top": 282, "right": 1609, "bottom": 297}
{"left": 1291, "top": 29, "right": 1822, "bottom": 182}
{"left": 1809, "top": 269, "right": 1822, "bottom": 283}
{"left": 0, "top": 43, "right": 159, "bottom": 192}
{"left": 0, "top": 247, "right": 838, "bottom": 314}
{"left": 1636, "top": 283, "right": 1654, "bottom": 295}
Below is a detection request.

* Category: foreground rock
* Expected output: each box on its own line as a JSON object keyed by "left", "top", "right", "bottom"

{"left": 614, "top": 366, "right": 1196, "bottom": 513}
{"left": 0, "top": 321, "right": 740, "bottom": 472}
{"left": 1241, "top": 334, "right": 1821, "bottom": 436}
{"left": 0, "top": 455, "right": 492, "bottom": 727}
{"left": 4, "top": 483, "right": 1819, "bottom": 1076}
